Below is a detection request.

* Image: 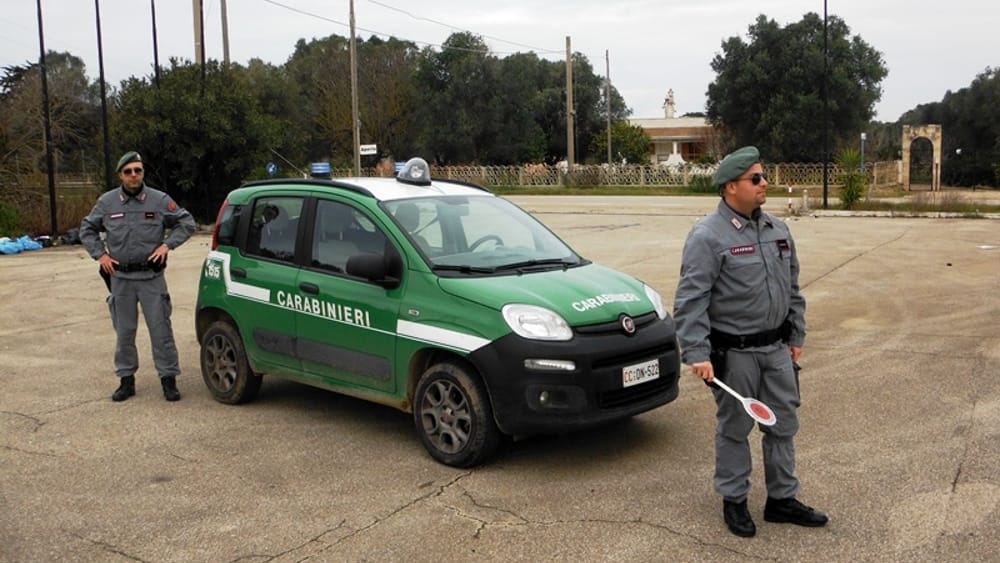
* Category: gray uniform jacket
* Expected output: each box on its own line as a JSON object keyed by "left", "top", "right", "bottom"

{"left": 80, "top": 185, "right": 196, "bottom": 280}
{"left": 673, "top": 199, "right": 806, "bottom": 365}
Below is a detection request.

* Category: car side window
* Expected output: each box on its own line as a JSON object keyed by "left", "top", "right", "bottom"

{"left": 246, "top": 197, "right": 303, "bottom": 263}
{"left": 386, "top": 200, "right": 442, "bottom": 255}
{"left": 311, "top": 200, "right": 364, "bottom": 272}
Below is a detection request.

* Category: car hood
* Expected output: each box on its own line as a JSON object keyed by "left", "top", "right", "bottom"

{"left": 437, "top": 263, "right": 655, "bottom": 325}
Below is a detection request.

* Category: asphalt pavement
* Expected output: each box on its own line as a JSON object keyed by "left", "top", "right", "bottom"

{"left": 1, "top": 195, "right": 998, "bottom": 562}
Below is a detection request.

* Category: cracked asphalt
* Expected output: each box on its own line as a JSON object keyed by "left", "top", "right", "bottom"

{"left": 2, "top": 195, "right": 998, "bottom": 562}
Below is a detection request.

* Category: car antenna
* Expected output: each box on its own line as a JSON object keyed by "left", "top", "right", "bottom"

{"left": 269, "top": 147, "right": 309, "bottom": 177}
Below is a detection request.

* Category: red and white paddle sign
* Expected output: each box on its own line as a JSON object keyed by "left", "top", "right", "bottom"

{"left": 712, "top": 378, "right": 777, "bottom": 426}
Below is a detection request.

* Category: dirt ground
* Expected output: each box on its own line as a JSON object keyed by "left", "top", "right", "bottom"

{"left": 2, "top": 195, "right": 998, "bottom": 562}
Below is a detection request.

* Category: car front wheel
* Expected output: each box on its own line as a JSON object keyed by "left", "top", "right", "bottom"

{"left": 413, "top": 361, "right": 501, "bottom": 467}
{"left": 200, "top": 321, "right": 262, "bottom": 404}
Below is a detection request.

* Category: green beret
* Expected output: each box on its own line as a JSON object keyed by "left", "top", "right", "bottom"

{"left": 116, "top": 151, "right": 142, "bottom": 172}
{"left": 712, "top": 146, "right": 760, "bottom": 187}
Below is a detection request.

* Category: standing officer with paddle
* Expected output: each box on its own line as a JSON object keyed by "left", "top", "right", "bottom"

{"left": 673, "top": 146, "right": 827, "bottom": 537}
{"left": 80, "top": 151, "right": 196, "bottom": 402}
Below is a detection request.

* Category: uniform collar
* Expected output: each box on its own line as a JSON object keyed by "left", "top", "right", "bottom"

{"left": 718, "top": 200, "right": 768, "bottom": 231}
{"left": 119, "top": 184, "right": 147, "bottom": 203}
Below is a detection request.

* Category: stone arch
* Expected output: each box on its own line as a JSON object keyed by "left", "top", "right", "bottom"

{"left": 901, "top": 124, "right": 942, "bottom": 191}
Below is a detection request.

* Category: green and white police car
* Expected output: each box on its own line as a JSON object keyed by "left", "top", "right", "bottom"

{"left": 196, "top": 157, "right": 680, "bottom": 467}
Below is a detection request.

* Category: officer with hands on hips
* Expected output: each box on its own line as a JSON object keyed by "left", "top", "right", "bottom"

{"left": 672, "top": 146, "right": 828, "bottom": 537}
{"left": 80, "top": 151, "right": 196, "bottom": 402}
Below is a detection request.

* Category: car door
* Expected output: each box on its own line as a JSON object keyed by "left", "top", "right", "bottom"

{"left": 293, "top": 197, "right": 402, "bottom": 394}
{"left": 227, "top": 194, "right": 305, "bottom": 373}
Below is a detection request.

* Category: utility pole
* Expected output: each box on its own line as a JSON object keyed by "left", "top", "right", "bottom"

{"left": 151, "top": 0, "right": 160, "bottom": 86}
{"left": 192, "top": 0, "right": 203, "bottom": 64}
{"left": 220, "top": 0, "right": 230, "bottom": 64}
{"left": 94, "top": 0, "right": 112, "bottom": 190}
{"left": 36, "top": 0, "right": 58, "bottom": 235}
{"left": 349, "top": 0, "right": 361, "bottom": 175}
{"left": 822, "top": 0, "right": 829, "bottom": 209}
{"left": 565, "top": 36, "right": 574, "bottom": 170}
{"left": 605, "top": 49, "right": 611, "bottom": 166}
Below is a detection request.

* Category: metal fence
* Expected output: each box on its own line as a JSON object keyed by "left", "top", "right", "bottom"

{"left": 35, "top": 160, "right": 904, "bottom": 191}
{"left": 334, "top": 161, "right": 904, "bottom": 189}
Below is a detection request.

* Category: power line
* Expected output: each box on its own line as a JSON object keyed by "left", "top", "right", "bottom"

{"left": 258, "top": 0, "right": 559, "bottom": 56}
{"left": 367, "top": 0, "right": 560, "bottom": 53}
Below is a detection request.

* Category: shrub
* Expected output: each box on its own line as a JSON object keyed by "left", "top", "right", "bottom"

{"left": 836, "top": 147, "right": 865, "bottom": 209}
{"left": 0, "top": 201, "right": 21, "bottom": 237}
{"left": 688, "top": 175, "right": 716, "bottom": 194}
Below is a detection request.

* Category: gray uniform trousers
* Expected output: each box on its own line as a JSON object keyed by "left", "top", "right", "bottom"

{"left": 713, "top": 341, "right": 800, "bottom": 502}
{"left": 107, "top": 274, "right": 179, "bottom": 379}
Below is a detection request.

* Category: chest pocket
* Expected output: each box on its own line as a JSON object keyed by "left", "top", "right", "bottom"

{"left": 723, "top": 244, "right": 763, "bottom": 270}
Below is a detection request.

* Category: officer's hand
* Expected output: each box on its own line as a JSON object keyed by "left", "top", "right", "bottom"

{"left": 689, "top": 360, "right": 714, "bottom": 382}
{"left": 98, "top": 253, "right": 118, "bottom": 274}
{"left": 789, "top": 345, "right": 802, "bottom": 362}
{"left": 148, "top": 243, "right": 169, "bottom": 264}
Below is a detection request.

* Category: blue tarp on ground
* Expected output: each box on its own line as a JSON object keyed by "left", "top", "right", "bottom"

{"left": 0, "top": 235, "right": 44, "bottom": 255}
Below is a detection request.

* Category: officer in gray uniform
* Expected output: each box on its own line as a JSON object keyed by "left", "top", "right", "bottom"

{"left": 673, "top": 146, "right": 828, "bottom": 537}
{"left": 80, "top": 151, "right": 196, "bottom": 402}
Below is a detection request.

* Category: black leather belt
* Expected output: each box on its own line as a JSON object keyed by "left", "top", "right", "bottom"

{"left": 115, "top": 260, "right": 165, "bottom": 273}
{"left": 710, "top": 327, "right": 783, "bottom": 349}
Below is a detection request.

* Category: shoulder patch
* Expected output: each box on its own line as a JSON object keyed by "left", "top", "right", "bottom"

{"left": 167, "top": 199, "right": 177, "bottom": 212}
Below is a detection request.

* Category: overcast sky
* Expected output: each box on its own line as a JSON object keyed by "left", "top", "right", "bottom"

{"left": 1, "top": 0, "right": 995, "bottom": 123}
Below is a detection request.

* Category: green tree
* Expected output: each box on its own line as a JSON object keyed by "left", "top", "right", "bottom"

{"left": 903, "top": 67, "right": 1000, "bottom": 187}
{"left": 588, "top": 121, "right": 651, "bottom": 164}
{"left": 0, "top": 52, "right": 102, "bottom": 182}
{"left": 110, "top": 59, "right": 291, "bottom": 220}
{"left": 706, "top": 13, "right": 887, "bottom": 162}
{"left": 489, "top": 52, "right": 550, "bottom": 164}
{"left": 413, "top": 32, "right": 499, "bottom": 164}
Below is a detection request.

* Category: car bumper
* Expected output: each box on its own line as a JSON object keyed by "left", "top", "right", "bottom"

{"left": 468, "top": 314, "right": 680, "bottom": 436}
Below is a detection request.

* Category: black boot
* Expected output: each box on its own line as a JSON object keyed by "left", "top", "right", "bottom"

{"left": 112, "top": 376, "right": 135, "bottom": 402}
{"left": 161, "top": 376, "right": 180, "bottom": 402}
{"left": 764, "top": 497, "right": 829, "bottom": 527}
{"left": 723, "top": 500, "right": 756, "bottom": 537}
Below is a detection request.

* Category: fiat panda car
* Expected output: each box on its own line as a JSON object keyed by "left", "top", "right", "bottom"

{"left": 196, "top": 157, "right": 680, "bottom": 467}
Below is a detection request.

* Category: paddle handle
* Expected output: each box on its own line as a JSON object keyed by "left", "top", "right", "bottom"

{"left": 710, "top": 377, "right": 744, "bottom": 402}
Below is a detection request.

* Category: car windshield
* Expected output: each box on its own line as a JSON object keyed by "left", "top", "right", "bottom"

{"left": 383, "top": 196, "right": 585, "bottom": 275}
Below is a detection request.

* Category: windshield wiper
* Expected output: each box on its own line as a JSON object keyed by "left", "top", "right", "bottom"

{"left": 432, "top": 264, "right": 498, "bottom": 274}
{"left": 492, "top": 258, "right": 578, "bottom": 272}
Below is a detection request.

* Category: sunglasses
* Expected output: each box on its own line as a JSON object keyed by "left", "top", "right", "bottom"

{"left": 737, "top": 172, "right": 768, "bottom": 185}
{"left": 121, "top": 167, "right": 144, "bottom": 175}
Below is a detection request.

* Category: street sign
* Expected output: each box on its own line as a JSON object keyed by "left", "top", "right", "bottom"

{"left": 266, "top": 162, "right": 277, "bottom": 177}
{"left": 360, "top": 144, "right": 377, "bottom": 156}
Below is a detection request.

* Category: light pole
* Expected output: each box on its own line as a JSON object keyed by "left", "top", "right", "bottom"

{"left": 821, "top": 0, "right": 829, "bottom": 209}
{"left": 860, "top": 132, "right": 866, "bottom": 172}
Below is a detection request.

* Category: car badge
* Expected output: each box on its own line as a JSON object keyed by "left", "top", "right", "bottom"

{"left": 621, "top": 315, "right": 636, "bottom": 335}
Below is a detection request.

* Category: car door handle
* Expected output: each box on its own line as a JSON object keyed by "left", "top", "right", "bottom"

{"left": 300, "top": 283, "right": 319, "bottom": 295}
{"left": 231, "top": 267, "right": 247, "bottom": 278}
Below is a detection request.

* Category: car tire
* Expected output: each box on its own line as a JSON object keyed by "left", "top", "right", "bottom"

{"left": 200, "top": 321, "right": 262, "bottom": 404}
{"left": 413, "top": 361, "right": 502, "bottom": 467}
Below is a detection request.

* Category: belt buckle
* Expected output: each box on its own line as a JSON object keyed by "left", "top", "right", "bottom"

{"left": 737, "top": 335, "right": 747, "bottom": 349}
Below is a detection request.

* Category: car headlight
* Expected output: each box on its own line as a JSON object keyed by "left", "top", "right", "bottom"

{"left": 502, "top": 304, "right": 572, "bottom": 341}
{"left": 644, "top": 284, "right": 667, "bottom": 319}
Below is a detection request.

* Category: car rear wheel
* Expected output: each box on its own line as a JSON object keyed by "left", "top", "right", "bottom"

{"left": 200, "top": 321, "right": 261, "bottom": 404}
{"left": 414, "top": 361, "right": 501, "bottom": 467}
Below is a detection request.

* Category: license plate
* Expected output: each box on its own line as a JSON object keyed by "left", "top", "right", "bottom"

{"left": 622, "top": 358, "right": 660, "bottom": 388}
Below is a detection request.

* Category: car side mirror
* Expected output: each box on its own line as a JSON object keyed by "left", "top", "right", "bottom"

{"left": 346, "top": 253, "right": 400, "bottom": 289}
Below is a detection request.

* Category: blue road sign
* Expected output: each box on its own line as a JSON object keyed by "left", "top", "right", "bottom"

{"left": 266, "top": 162, "right": 277, "bottom": 177}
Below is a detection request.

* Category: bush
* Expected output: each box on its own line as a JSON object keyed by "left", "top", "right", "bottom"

{"left": 0, "top": 201, "right": 21, "bottom": 237}
{"left": 688, "top": 175, "right": 716, "bottom": 194}
{"left": 836, "top": 147, "right": 865, "bottom": 209}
